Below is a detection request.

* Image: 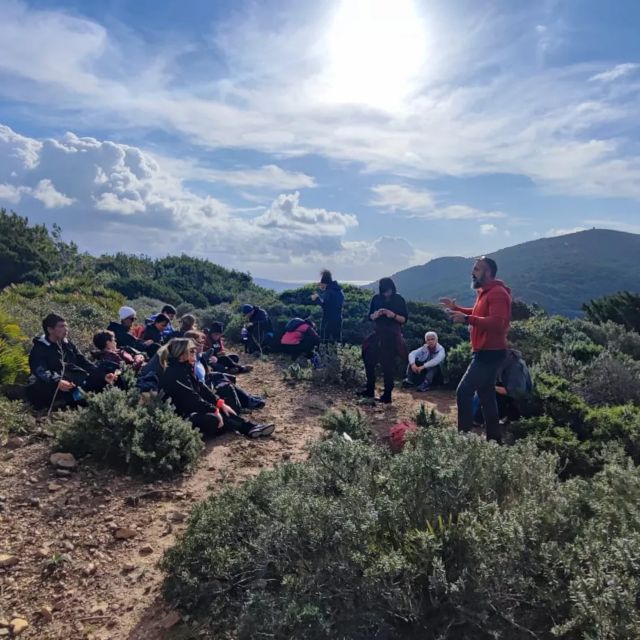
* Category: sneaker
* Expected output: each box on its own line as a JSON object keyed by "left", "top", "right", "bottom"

{"left": 358, "top": 388, "right": 375, "bottom": 398}
{"left": 247, "top": 423, "right": 275, "bottom": 438}
{"left": 401, "top": 379, "right": 415, "bottom": 388}
{"left": 417, "top": 382, "right": 430, "bottom": 392}
{"left": 377, "top": 394, "right": 392, "bottom": 404}
{"left": 246, "top": 396, "right": 266, "bottom": 410}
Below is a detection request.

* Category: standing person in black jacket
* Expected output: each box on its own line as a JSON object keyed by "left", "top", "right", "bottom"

{"left": 310, "top": 269, "right": 344, "bottom": 342}
{"left": 27, "top": 313, "right": 117, "bottom": 409}
{"left": 158, "top": 338, "right": 274, "bottom": 438}
{"left": 361, "top": 278, "right": 409, "bottom": 404}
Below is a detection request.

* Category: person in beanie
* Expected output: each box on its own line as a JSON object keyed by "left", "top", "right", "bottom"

{"left": 310, "top": 269, "right": 344, "bottom": 342}
{"left": 240, "top": 304, "right": 274, "bottom": 354}
{"left": 361, "top": 277, "right": 408, "bottom": 404}
{"left": 441, "top": 256, "right": 512, "bottom": 443}
{"left": 107, "top": 306, "right": 155, "bottom": 355}
{"left": 403, "top": 331, "right": 446, "bottom": 392}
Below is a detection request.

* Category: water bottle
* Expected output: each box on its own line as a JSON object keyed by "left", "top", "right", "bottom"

{"left": 241, "top": 327, "right": 249, "bottom": 343}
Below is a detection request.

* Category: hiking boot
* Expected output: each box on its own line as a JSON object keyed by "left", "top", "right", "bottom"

{"left": 377, "top": 394, "right": 392, "bottom": 404}
{"left": 358, "top": 388, "right": 375, "bottom": 398}
{"left": 417, "top": 381, "right": 430, "bottom": 392}
{"left": 247, "top": 423, "right": 275, "bottom": 438}
{"left": 246, "top": 395, "right": 266, "bottom": 410}
{"left": 401, "top": 379, "right": 415, "bottom": 388}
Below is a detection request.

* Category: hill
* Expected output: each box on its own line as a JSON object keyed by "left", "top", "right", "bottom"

{"left": 372, "top": 229, "right": 640, "bottom": 316}
{"left": 253, "top": 277, "right": 307, "bottom": 293}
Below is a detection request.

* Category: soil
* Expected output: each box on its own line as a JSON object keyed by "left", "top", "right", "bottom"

{"left": 0, "top": 356, "right": 455, "bottom": 639}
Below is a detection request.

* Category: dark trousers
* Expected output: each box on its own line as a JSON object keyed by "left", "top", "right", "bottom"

{"left": 189, "top": 412, "right": 254, "bottom": 437}
{"left": 245, "top": 326, "right": 271, "bottom": 354}
{"left": 321, "top": 319, "right": 342, "bottom": 343}
{"left": 281, "top": 333, "right": 321, "bottom": 359}
{"left": 457, "top": 350, "right": 506, "bottom": 442}
{"left": 405, "top": 364, "right": 440, "bottom": 386}
{"left": 26, "top": 380, "right": 74, "bottom": 410}
{"left": 211, "top": 354, "right": 240, "bottom": 372}
{"left": 363, "top": 333, "right": 406, "bottom": 397}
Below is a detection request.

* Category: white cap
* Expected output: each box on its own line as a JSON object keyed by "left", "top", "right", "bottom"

{"left": 118, "top": 306, "right": 136, "bottom": 321}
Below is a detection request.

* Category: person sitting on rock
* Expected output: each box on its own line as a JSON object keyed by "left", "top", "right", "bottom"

{"left": 240, "top": 304, "right": 274, "bottom": 355}
{"left": 203, "top": 322, "right": 252, "bottom": 374}
{"left": 403, "top": 331, "right": 446, "bottom": 392}
{"left": 108, "top": 306, "right": 155, "bottom": 356}
{"left": 280, "top": 317, "right": 321, "bottom": 360}
{"left": 27, "top": 313, "right": 118, "bottom": 409}
{"left": 158, "top": 338, "right": 274, "bottom": 439}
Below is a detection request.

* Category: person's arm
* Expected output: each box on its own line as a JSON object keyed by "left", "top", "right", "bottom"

{"left": 30, "top": 353, "right": 62, "bottom": 384}
{"left": 390, "top": 297, "right": 408, "bottom": 324}
{"left": 408, "top": 348, "right": 419, "bottom": 365}
{"left": 496, "top": 386, "right": 508, "bottom": 395}
{"left": 72, "top": 344, "right": 97, "bottom": 372}
{"left": 467, "top": 292, "right": 510, "bottom": 332}
{"left": 174, "top": 379, "right": 218, "bottom": 414}
{"left": 368, "top": 297, "right": 379, "bottom": 321}
{"left": 422, "top": 346, "right": 446, "bottom": 369}
{"left": 453, "top": 304, "right": 473, "bottom": 315}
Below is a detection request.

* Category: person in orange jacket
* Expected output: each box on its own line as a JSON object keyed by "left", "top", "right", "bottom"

{"left": 441, "top": 256, "right": 512, "bottom": 443}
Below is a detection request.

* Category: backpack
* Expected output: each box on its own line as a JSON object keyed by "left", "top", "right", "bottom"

{"left": 387, "top": 421, "right": 418, "bottom": 453}
{"left": 284, "top": 318, "right": 306, "bottom": 333}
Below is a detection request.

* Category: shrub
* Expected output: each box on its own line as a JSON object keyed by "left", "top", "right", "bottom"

{"left": 0, "top": 396, "right": 36, "bottom": 444}
{"left": 162, "top": 430, "right": 640, "bottom": 639}
{"left": 414, "top": 403, "right": 449, "bottom": 429}
{"left": 54, "top": 386, "right": 203, "bottom": 478}
{"left": 312, "top": 343, "right": 366, "bottom": 388}
{"left": 283, "top": 361, "right": 313, "bottom": 383}
{"left": 0, "top": 309, "right": 29, "bottom": 384}
{"left": 580, "top": 351, "right": 640, "bottom": 406}
{"left": 444, "top": 341, "right": 471, "bottom": 387}
{"left": 321, "top": 408, "right": 370, "bottom": 440}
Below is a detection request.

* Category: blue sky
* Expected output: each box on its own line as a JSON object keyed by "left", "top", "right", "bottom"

{"left": 1, "top": 0, "right": 639, "bottom": 281}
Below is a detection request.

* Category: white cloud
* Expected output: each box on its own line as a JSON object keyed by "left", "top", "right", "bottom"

{"left": 480, "top": 224, "right": 498, "bottom": 235}
{"left": 589, "top": 63, "right": 640, "bottom": 83}
{"left": 0, "top": 183, "right": 24, "bottom": 204}
{"left": 545, "top": 226, "right": 587, "bottom": 237}
{"left": 190, "top": 164, "right": 317, "bottom": 190}
{"left": 370, "top": 184, "right": 506, "bottom": 220}
{"left": 31, "top": 179, "right": 74, "bottom": 208}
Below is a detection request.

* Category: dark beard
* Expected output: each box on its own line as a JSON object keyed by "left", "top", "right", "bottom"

{"left": 471, "top": 278, "right": 481, "bottom": 289}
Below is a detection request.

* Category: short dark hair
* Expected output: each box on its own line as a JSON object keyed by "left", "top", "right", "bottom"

{"left": 93, "top": 330, "right": 115, "bottom": 351}
{"left": 479, "top": 256, "right": 498, "bottom": 278}
{"left": 155, "top": 313, "right": 170, "bottom": 325}
{"left": 161, "top": 305, "right": 176, "bottom": 315}
{"left": 209, "top": 321, "right": 224, "bottom": 334}
{"left": 42, "top": 313, "right": 65, "bottom": 336}
{"left": 320, "top": 269, "right": 333, "bottom": 285}
{"left": 378, "top": 277, "right": 397, "bottom": 295}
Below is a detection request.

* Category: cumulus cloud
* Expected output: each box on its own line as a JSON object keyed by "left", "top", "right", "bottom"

{"left": 589, "top": 63, "right": 640, "bottom": 83}
{"left": 190, "top": 164, "right": 317, "bottom": 190}
{"left": 480, "top": 223, "right": 498, "bottom": 235}
{"left": 370, "top": 184, "right": 506, "bottom": 220}
{"left": 31, "top": 179, "right": 74, "bottom": 208}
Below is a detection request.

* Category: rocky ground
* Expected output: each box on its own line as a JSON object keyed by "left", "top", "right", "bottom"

{"left": 0, "top": 357, "right": 455, "bottom": 640}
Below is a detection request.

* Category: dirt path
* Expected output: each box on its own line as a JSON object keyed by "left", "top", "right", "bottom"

{"left": 0, "top": 358, "right": 455, "bottom": 640}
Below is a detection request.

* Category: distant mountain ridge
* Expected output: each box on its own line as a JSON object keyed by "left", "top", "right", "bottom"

{"left": 253, "top": 277, "right": 307, "bottom": 293}
{"left": 368, "top": 229, "right": 640, "bottom": 316}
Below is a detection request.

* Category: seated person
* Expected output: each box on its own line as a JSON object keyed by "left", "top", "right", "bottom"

{"left": 174, "top": 314, "right": 197, "bottom": 337}
{"left": 142, "top": 313, "right": 171, "bottom": 347}
{"left": 185, "top": 330, "right": 264, "bottom": 411}
{"left": 280, "top": 317, "right": 321, "bottom": 359}
{"left": 403, "top": 331, "right": 446, "bottom": 392}
{"left": 27, "top": 313, "right": 117, "bottom": 409}
{"left": 240, "top": 304, "right": 274, "bottom": 355}
{"left": 473, "top": 349, "right": 532, "bottom": 425}
{"left": 146, "top": 304, "right": 178, "bottom": 339}
{"left": 92, "top": 330, "right": 145, "bottom": 373}
{"left": 108, "top": 306, "right": 156, "bottom": 355}
{"left": 158, "top": 338, "right": 274, "bottom": 439}
{"left": 203, "top": 322, "right": 252, "bottom": 374}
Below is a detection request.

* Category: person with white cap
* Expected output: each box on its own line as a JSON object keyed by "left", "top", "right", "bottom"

{"left": 403, "top": 331, "right": 446, "bottom": 392}
{"left": 107, "top": 306, "right": 155, "bottom": 355}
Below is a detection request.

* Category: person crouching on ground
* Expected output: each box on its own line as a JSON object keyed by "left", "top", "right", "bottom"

{"left": 403, "top": 331, "right": 446, "bottom": 392}
{"left": 280, "top": 317, "right": 321, "bottom": 360}
{"left": 158, "top": 338, "right": 274, "bottom": 438}
{"left": 361, "top": 277, "right": 409, "bottom": 404}
{"left": 240, "top": 304, "right": 274, "bottom": 355}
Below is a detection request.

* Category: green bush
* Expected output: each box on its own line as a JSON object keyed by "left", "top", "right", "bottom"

{"left": 321, "top": 408, "right": 370, "bottom": 440}
{"left": 162, "top": 430, "right": 640, "bottom": 639}
{"left": 312, "top": 343, "right": 366, "bottom": 388}
{"left": 283, "top": 361, "right": 313, "bottom": 383}
{"left": 54, "top": 387, "right": 204, "bottom": 478}
{"left": 580, "top": 351, "right": 640, "bottom": 406}
{"left": 443, "top": 341, "right": 471, "bottom": 387}
{"left": 0, "top": 309, "right": 29, "bottom": 384}
{"left": 414, "top": 403, "right": 450, "bottom": 429}
{"left": 0, "top": 396, "right": 36, "bottom": 444}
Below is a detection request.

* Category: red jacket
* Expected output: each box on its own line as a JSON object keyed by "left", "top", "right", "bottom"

{"left": 455, "top": 279, "right": 512, "bottom": 352}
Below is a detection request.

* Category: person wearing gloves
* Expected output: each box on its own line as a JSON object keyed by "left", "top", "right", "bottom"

{"left": 403, "top": 331, "right": 446, "bottom": 392}
{"left": 310, "top": 269, "right": 344, "bottom": 342}
{"left": 158, "top": 338, "right": 274, "bottom": 439}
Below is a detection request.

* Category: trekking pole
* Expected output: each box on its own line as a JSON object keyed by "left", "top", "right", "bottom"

{"left": 46, "top": 346, "right": 66, "bottom": 420}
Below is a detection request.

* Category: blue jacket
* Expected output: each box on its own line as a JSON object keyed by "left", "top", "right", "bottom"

{"left": 315, "top": 281, "right": 344, "bottom": 332}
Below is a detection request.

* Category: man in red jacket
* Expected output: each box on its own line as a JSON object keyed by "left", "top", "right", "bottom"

{"left": 441, "top": 257, "right": 512, "bottom": 443}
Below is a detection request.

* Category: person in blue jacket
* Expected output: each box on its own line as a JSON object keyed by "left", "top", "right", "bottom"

{"left": 310, "top": 269, "right": 344, "bottom": 342}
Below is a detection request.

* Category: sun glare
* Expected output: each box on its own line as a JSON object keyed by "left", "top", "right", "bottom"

{"left": 321, "top": 0, "right": 428, "bottom": 110}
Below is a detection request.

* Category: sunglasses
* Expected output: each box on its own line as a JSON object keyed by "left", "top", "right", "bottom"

{"left": 189, "top": 348, "right": 198, "bottom": 353}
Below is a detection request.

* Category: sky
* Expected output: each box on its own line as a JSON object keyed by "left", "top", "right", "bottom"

{"left": 1, "top": 0, "right": 639, "bottom": 282}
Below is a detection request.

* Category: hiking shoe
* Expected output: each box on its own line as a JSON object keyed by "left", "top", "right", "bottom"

{"left": 247, "top": 423, "right": 275, "bottom": 438}
{"left": 417, "top": 381, "right": 430, "bottom": 392}
{"left": 401, "top": 379, "right": 415, "bottom": 388}
{"left": 377, "top": 394, "right": 392, "bottom": 404}
{"left": 246, "top": 396, "right": 266, "bottom": 410}
{"left": 237, "top": 364, "right": 254, "bottom": 374}
{"left": 358, "top": 388, "right": 375, "bottom": 398}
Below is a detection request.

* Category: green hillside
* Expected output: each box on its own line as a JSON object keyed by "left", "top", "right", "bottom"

{"left": 376, "top": 229, "right": 640, "bottom": 316}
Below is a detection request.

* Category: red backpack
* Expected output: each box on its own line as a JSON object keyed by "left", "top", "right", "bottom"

{"left": 388, "top": 421, "right": 418, "bottom": 453}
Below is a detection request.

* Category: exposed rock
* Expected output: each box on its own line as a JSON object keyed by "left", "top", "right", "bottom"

{"left": 28, "top": 497, "right": 41, "bottom": 508}
{"left": 55, "top": 469, "right": 72, "bottom": 478}
{"left": 91, "top": 602, "right": 108, "bottom": 615}
{"left": 62, "top": 540, "right": 75, "bottom": 552}
{"left": 49, "top": 452, "right": 77, "bottom": 470}
{"left": 38, "top": 605, "right": 53, "bottom": 622}
{"left": 160, "top": 611, "right": 181, "bottom": 629}
{"left": 0, "top": 554, "right": 18, "bottom": 568}
{"left": 167, "top": 511, "right": 187, "bottom": 523}
{"left": 9, "top": 618, "right": 29, "bottom": 636}
{"left": 139, "top": 544, "right": 154, "bottom": 556}
{"left": 122, "top": 562, "right": 136, "bottom": 573}
{"left": 114, "top": 527, "right": 137, "bottom": 540}
{"left": 5, "top": 436, "right": 26, "bottom": 449}
{"left": 35, "top": 547, "right": 50, "bottom": 559}
{"left": 83, "top": 562, "right": 97, "bottom": 576}
{"left": 47, "top": 482, "right": 62, "bottom": 492}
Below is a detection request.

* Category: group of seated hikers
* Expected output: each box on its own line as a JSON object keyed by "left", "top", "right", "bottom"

{"left": 27, "top": 309, "right": 274, "bottom": 439}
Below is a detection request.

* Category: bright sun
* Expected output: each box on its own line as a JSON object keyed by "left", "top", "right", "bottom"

{"left": 321, "top": 0, "right": 428, "bottom": 110}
